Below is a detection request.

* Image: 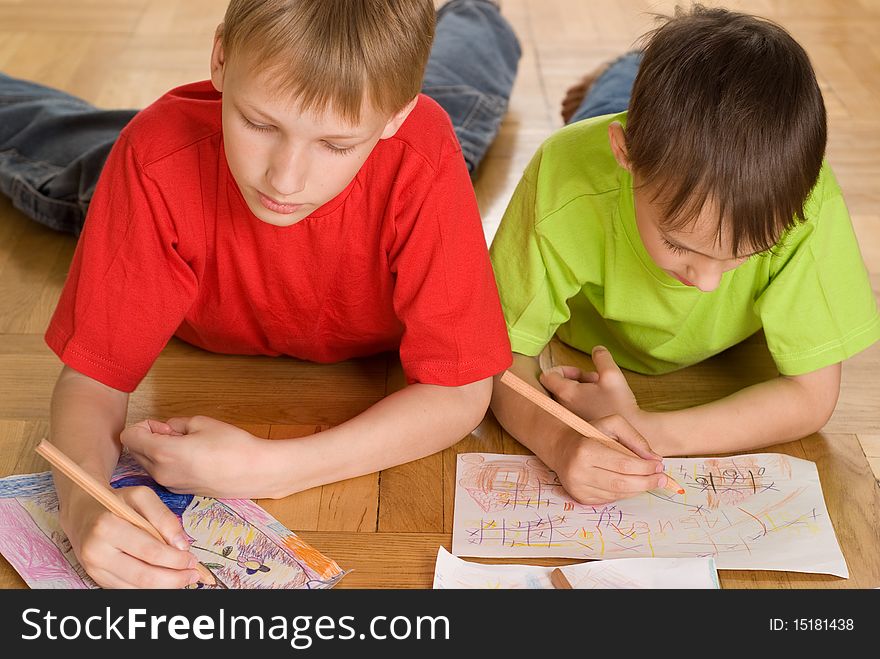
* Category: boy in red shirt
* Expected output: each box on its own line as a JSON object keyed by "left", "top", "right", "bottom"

{"left": 0, "top": 0, "right": 579, "bottom": 588}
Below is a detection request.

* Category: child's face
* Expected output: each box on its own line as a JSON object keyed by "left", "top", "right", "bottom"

{"left": 211, "top": 40, "right": 414, "bottom": 227}
{"left": 608, "top": 122, "right": 760, "bottom": 292}
{"left": 633, "top": 183, "right": 757, "bottom": 292}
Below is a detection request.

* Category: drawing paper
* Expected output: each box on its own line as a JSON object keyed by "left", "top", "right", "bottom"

{"left": 433, "top": 546, "right": 719, "bottom": 588}
{"left": 452, "top": 453, "right": 847, "bottom": 577}
{"left": 0, "top": 453, "right": 344, "bottom": 589}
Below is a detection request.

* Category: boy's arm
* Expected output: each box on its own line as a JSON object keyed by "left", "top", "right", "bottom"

{"left": 121, "top": 377, "right": 495, "bottom": 499}
{"left": 637, "top": 363, "right": 841, "bottom": 455}
{"left": 275, "top": 377, "right": 494, "bottom": 494}
{"left": 50, "top": 366, "right": 202, "bottom": 588}
{"left": 489, "top": 353, "right": 667, "bottom": 504}
{"left": 540, "top": 348, "right": 842, "bottom": 455}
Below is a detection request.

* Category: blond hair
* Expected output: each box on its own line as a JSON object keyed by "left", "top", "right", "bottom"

{"left": 220, "top": 0, "right": 435, "bottom": 123}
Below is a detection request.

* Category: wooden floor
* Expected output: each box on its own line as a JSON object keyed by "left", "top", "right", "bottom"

{"left": 0, "top": 0, "right": 878, "bottom": 589}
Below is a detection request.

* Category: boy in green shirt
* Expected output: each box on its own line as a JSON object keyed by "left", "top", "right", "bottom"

{"left": 489, "top": 7, "right": 880, "bottom": 505}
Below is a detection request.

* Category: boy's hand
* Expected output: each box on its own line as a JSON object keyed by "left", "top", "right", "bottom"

{"left": 539, "top": 346, "right": 640, "bottom": 422}
{"left": 121, "top": 416, "right": 276, "bottom": 499}
{"left": 60, "top": 486, "right": 203, "bottom": 589}
{"left": 550, "top": 414, "right": 666, "bottom": 505}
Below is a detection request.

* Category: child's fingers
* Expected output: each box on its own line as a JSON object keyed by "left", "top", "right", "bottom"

{"left": 582, "top": 371, "right": 599, "bottom": 383}
{"left": 591, "top": 345, "right": 626, "bottom": 382}
{"left": 118, "top": 423, "right": 153, "bottom": 454}
{"left": 119, "top": 424, "right": 170, "bottom": 463}
{"left": 591, "top": 414, "right": 663, "bottom": 461}
{"left": 588, "top": 439, "right": 663, "bottom": 476}
{"left": 122, "top": 419, "right": 154, "bottom": 436}
{"left": 538, "top": 369, "right": 580, "bottom": 399}
{"left": 85, "top": 555, "right": 144, "bottom": 589}
{"left": 117, "top": 486, "right": 194, "bottom": 553}
{"left": 80, "top": 506, "right": 201, "bottom": 589}
{"left": 117, "top": 524, "right": 197, "bottom": 573}
{"left": 567, "top": 485, "right": 629, "bottom": 506}
{"left": 164, "top": 417, "right": 194, "bottom": 434}
{"left": 615, "top": 432, "right": 663, "bottom": 461}
{"left": 586, "top": 465, "right": 668, "bottom": 496}
{"left": 125, "top": 449, "right": 157, "bottom": 477}
{"left": 553, "top": 365, "right": 599, "bottom": 383}
{"left": 143, "top": 419, "right": 183, "bottom": 435}
{"left": 99, "top": 550, "right": 201, "bottom": 589}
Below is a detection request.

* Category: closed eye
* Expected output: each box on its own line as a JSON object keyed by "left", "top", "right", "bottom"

{"left": 323, "top": 141, "right": 356, "bottom": 156}
{"left": 662, "top": 237, "right": 689, "bottom": 255}
{"left": 241, "top": 116, "right": 274, "bottom": 133}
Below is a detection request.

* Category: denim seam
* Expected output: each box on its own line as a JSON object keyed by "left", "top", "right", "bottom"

{"left": 8, "top": 174, "right": 83, "bottom": 233}
{"left": 424, "top": 85, "right": 506, "bottom": 110}
{"left": 10, "top": 174, "right": 82, "bottom": 209}
{"left": 0, "top": 146, "right": 70, "bottom": 175}
{"left": 0, "top": 97, "right": 44, "bottom": 105}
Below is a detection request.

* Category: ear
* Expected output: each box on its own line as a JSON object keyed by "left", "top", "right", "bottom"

{"left": 210, "top": 25, "right": 226, "bottom": 93}
{"left": 379, "top": 97, "right": 419, "bottom": 140}
{"left": 607, "top": 121, "right": 632, "bottom": 172}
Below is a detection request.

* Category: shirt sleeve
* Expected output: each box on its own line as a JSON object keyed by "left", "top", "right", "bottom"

{"left": 44, "top": 132, "right": 199, "bottom": 392}
{"left": 488, "top": 151, "right": 580, "bottom": 356}
{"left": 755, "top": 165, "right": 880, "bottom": 376}
{"left": 388, "top": 141, "right": 511, "bottom": 386}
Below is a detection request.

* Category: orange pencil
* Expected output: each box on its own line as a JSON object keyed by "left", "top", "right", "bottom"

{"left": 35, "top": 439, "right": 216, "bottom": 586}
{"left": 499, "top": 370, "right": 686, "bottom": 495}
{"left": 549, "top": 567, "right": 574, "bottom": 589}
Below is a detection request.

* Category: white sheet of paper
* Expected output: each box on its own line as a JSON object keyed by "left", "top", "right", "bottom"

{"left": 451, "top": 453, "right": 847, "bottom": 577}
{"left": 432, "top": 547, "right": 719, "bottom": 589}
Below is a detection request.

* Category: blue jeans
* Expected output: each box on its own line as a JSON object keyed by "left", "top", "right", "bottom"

{"left": 0, "top": 0, "right": 520, "bottom": 235}
{"left": 567, "top": 51, "right": 642, "bottom": 125}
{"left": 425, "top": 0, "right": 520, "bottom": 174}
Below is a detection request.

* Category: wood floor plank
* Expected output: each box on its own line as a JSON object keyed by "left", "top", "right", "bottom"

{"left": 0, "top": 336, "right": 389, "bottom": 425}
{"left": 378, "top": 454, "right": 443, "bottom": 533}
{"left": 0, "top": 419, "right": 49, "bottom": 479}
{"left": 0, "top": 220, "right": 68, "bottom": 334}
{"left": 860, "top": 434, "right": 880, "bottom": 457}
{"left": 378, "top": 359, "right": 443, "bottom": 532}
{"left": 127, "top": 345, "right": 389, "bottom": 426}
{"left": 800, "top": 433, "right": 880, "bottom": 588}
{"left": 256, "top": 425, "right": 326, "bottom": 533}
{"left": 264, "top": 424, "right": 380, "bottom": 533}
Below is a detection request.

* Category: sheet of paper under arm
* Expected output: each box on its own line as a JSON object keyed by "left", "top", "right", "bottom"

{"left": 0, "top": 452, "right": 345, "bottom": 589}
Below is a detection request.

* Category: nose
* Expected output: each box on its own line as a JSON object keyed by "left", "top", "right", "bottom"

{"left": 266, "top": 142, "right": 307, "bottom": 197}
{"left": 688, "top": 260, "right": 724, "bottom": 292}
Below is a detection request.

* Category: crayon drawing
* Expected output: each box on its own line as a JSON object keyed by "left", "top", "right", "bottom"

{"left": 0, "top": 453, "right": 344, "bottom": 589}
{"left": 451, "top": 453, "right": 847, "bottom": 577}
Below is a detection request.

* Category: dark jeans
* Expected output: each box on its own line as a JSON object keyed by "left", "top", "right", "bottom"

{"left": 0, "top": 0, "right": 520, "bottom": 235}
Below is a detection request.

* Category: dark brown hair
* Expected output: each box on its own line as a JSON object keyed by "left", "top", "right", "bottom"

{"left": 625, "top": 5, "right": 827, "bottom": 255}
{"left": 220, "top": 0, "right": 435, "bottom": 123}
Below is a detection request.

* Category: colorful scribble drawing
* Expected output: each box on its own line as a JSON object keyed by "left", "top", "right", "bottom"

{"left": 451, "top": 453, "right": 847, "bottom": 577}
{"left": 0, "top": 453, "right": 344, "bottom": 589}
{"left": 457, "top": 454, "right": 562, "bottom": 513}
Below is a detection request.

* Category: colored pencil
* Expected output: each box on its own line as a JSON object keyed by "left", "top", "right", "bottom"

{"left": 550, "top": 568, "right": 573, "bottom": 589}
{"left": 500, "top": 370, "right": 686, "bottom": 495}
{"left": 35, "top": 439, "right": 216, "bottom": 586}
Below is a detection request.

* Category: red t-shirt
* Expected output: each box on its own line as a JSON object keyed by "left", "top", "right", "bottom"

{"left": 45, "top": 81, "right": 512, "bottom": 393}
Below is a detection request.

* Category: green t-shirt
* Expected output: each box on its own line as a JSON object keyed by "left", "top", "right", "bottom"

{"left": 489, "top": 112, "right": 880, "bottom": 376}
